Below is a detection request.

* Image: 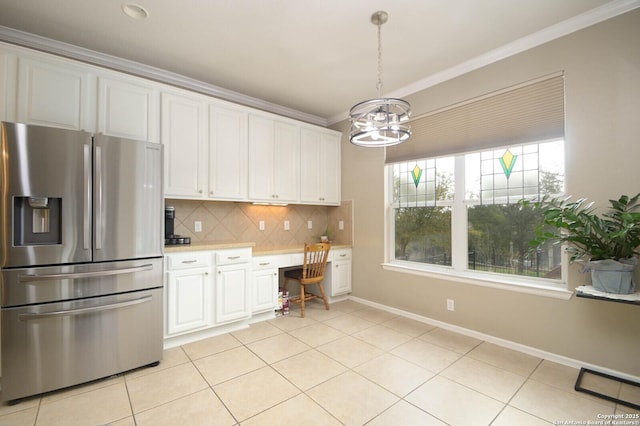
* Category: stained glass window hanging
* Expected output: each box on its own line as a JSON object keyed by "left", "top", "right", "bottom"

{"left": 393, "top": 157, "right": 454, "bottom": 207}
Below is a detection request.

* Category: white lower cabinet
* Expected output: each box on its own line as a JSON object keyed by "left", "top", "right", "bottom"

{"left": 166, "top": 266, "right": 212, "bottom": 335}
{"left": 330, "top": 249, "right": 353, "bottom": 296}
{"left": 215, "top": 262, "right": 251, "bottom": 324}
{"left": 252, "top": 256, "right": 279, "bottom": 314}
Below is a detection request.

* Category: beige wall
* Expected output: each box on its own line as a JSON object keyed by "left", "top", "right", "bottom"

{"left": 333, "top": 10, "right": 640, "bottom": 377}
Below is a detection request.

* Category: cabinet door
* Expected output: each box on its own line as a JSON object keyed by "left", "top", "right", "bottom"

{"left": 253, "top": 268, "right": 278, "bottom": 313}
{"left": 300, "top": 129, "right": 340, "bottom": 205}
{"left": 166, "top": 267, "right": 212, "bottom": 335}
{"left": 209, "top": 105, "right": 248, "bottom": 200}
{"left": 331, "top": 260, "right": 352, "bottom": 296}
{"left": 162, "top": 91, "right": 208, "bottom": 198}
{"left": 273, "top": 121, "right": 300, "bottom": 202}
{"left": 97, "top": 76, "right": 159, "bottom": 142}
{"left": 16, "top": 56, "right": 92, "bottom": 130}
{"left": 248, "top": 115, "right": 275, "bottom": 201}
{"left": 215, "top": 263, "right": 251, "bottom": 323}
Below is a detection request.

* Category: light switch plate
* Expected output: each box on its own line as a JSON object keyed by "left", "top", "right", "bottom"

{"left": 284, "top": 220, "right": 290, "bottom": 230}
{"left": 259, "top": 220, "right": 265, "bottom": 231}
{"left": 307, "top": 220, "right": 313, "bottom": 229}
{"left": 339, "top": 220, "right": 344, "bottom": 230}
{"left": 194, "top": 221, "right": 202, "bottom": 233}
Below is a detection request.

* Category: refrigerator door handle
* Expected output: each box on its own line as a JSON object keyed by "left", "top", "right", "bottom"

{"left": 83, "top": 143, "right": 91, "bottom": 250}
{"left": 95, "top": 145, "right": 103, "bottom": 250}
{"left": 17, "top": 295, "right": 153, "bottom": 321}
{"left": 18, "top": 264, "right": 154, "bottom": 282}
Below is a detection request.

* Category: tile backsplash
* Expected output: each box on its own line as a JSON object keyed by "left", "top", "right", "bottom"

{"left": 166, "top": 199, "right": 353, "bottom": 247}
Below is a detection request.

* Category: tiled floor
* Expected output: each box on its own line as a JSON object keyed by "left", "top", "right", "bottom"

{"left": 1, "top": 300, "right": 638, "bottom": 425}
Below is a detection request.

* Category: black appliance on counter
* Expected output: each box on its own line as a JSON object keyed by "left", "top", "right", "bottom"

{"left": 165, "top": 206, "right": 191, "bottom": 245}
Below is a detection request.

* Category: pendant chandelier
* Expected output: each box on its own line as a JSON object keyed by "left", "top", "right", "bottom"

{"left": 349, "top": 11, "right": 411, "bottom": 147}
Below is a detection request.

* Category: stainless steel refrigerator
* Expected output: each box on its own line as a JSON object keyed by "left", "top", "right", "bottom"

{"left": 0, "top": 121, "right": 164, "bottom": 402}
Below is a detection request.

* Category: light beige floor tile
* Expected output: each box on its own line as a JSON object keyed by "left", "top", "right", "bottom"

{"left": 135, "top": 389, "right": 235, "bottom": 426}
{"left": 492, "top": 406, "right": 552, "bottom": 425}
{"left": 125, "top": 346, "right": 190, "bottom": 380}
{"left": 241, "top": 393, "right": 341, "bottom": 426}
{"left": 353, "top": 324, "right": 413, "bottom": 351}
{"left": 391, "top": 338, "right": 461, "bottom": 373}
{"left": 510, "top": 379, "right": 614, "bottom": 423}
{"left": 317, "top": 335, "right": 384, "bottom": 368}
{"left": 467, "top": 342, "right": 541, "bottom": 376}
{"left": 350, "top": 307, "right": 397, "bottom": 323}
{"left": 231, "top": 321, "right": 283, "bottom": 344}
{"left": 419, "top": 328, "right": 482, "bottom": 354}
{"left": 328, "top": 300, "right": 368, "bottom": 313}
{"left": 36, "top": 382, "right": 131, "bottom": 426}
{"left": 126, "top": 362, "right": 209, "bottom": 413}
{"left": 381, "top": 316, "right": 436, "bottom": 337}
{"left": 269, "top": 312, "right": 318, "bottom": 331}
{"left": 182, "top": 332, "right": 242, "bottom": 359}
{"left": 534, "top": 361, "right": 616, "bottom": 408}
{"left": 194, "top": 346, "right": 266, "bottom": 386}
{"left": 40, "top": 375, "right": 124, "bottom": 404}
{"left": 0, "top": 396, "right": 39, "bottom": 418}
{"left": 406, "top": 376, "right": 504, "bottom": 426}
{"left": 442, "top": 356, "right": 526, "bottom": 402}
{"left": 0, "top": 406, "right": 38, "bottom": 426}
{"left": 323, "top": 313, "right": 376, "bottom": 335}
{"left": 110, "top": 417, "right": 136, "bottom": 426}
{"left": 367, "top": 400, "right": 447, "bottom": 426}
{"left": 620, "top": 382, "right": 640, "bottom": 406}
{"left": 213, "top": 366, "right": 300, "bottom": 422}
{"left": 301, "top": 304, "right": 345, "bottom": 321}
{"left": 354, "top": 353, "right": 434, "bottom": 397}
{"left": 247, "top": 333, "right": 311, "bottom": 364}
{"left": 288, "top": 322, "right": 346, "bottom": 347}
{"left": 272, "top": 349, "right": 347, "bottom": 391}
{"left": 307, "top": 371, "right": 398, "bottom": 425}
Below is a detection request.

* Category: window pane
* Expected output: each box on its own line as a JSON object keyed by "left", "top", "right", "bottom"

{"left": 395, "top": 207, "right": 451, "bottom": 266}
{"left": 393, "top": 157, "right": 454, "bottom": 207}
{"left": 467, "top": 204, "right": 562, "bottom": 278}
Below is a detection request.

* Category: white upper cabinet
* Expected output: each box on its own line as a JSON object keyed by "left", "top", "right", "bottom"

{"left": 208, "top": 104, "right": 248, "bottom": 200}
{"left": 16, "top": 56, "right": 94, "bottom": 131}
{"left": 248, "top": 114, "right": 300, "bottom": 203}
{"left": 162, "top": 90, "right": 209, "bottom": 198}
{"left": 97, "top": 75, "right": 159, "bottom": 142}
{"left": 300, "top": 128, "right": 341, "bottom": 205}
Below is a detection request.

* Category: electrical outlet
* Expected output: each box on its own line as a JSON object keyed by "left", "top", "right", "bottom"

{"left": 339, "top": 220, "right": 344, "bottom": 230}
{"left": 307, "top": 220, "right": 313, "bottom": 229}
{"left": 194, "top": 221, "right": 202, "bottom": 233}
{"left": 284, "top": 220, "right": 290, "bottom": 230}
{"left": 259, "top": 220, "right": 265, "bottom": 231}
{"left": 447, "top": 299, "right": 455, "bottom": 312}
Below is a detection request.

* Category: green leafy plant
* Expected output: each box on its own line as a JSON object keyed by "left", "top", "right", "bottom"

{"left": 522, "top": 193, "right": 640, "bottom": 262}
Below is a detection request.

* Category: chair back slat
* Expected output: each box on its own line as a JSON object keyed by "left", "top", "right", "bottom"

{"left": 302, "top": 243, "right": 331, "bottom": 280}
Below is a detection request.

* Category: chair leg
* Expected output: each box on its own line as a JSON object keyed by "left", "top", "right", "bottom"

{"left": 300, "top": 283, "right": 305, "bottom": 318}
{"left": 283, "top": 277, "right": 289, "bottom": 293}
{"left": 317, "top": 282, "right": 330, "bottom": 311}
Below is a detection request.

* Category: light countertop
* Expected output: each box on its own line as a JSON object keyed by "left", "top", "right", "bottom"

{"left": 164, "top": 241, "right": 350, "bottom": 255}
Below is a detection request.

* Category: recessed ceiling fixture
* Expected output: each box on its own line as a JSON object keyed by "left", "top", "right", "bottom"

{"left": 121, "top": 3, "right": 149, "bottom": 20}
{"left": 349, "top": 11, "right": 411, "bottom": 148}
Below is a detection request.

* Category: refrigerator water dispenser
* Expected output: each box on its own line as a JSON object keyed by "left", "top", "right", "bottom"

{"left": 13, "top": 196, "right": 62, "bottom": 245}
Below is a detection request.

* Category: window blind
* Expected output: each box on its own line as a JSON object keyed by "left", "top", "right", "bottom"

{"left": 385, "top": 73, "right": 565, "bottom": 163}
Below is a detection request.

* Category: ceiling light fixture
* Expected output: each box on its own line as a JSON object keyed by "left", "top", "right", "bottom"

{"left": 122, "top": 3, "right": 149, "bottom": 20}
{"left": 349, "top": 11, "right": 411, "bottom": 148}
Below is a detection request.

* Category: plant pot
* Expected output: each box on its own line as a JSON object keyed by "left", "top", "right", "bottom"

{"left": 588, "top": 257, "right": 637, "bottom": 294}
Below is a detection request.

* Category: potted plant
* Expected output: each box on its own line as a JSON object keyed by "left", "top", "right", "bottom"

{"left": 523, "top": 193, "right": 640, "bottom": 294}
{"left": 319, "top": 226, "right": 332, "bottom": 243}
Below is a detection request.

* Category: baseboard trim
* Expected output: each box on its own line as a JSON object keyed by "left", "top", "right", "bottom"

{"left": 348, "top": 295, "right": 640, "bottom": 383}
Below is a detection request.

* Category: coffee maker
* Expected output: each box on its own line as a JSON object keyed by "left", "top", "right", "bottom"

{"left": 164, "top": 206, "right": 191, "bottom": 245}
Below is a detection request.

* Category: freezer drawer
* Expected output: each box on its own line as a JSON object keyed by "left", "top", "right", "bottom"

{"left": 1, "top": 288, "right": 163, "bottom": 402}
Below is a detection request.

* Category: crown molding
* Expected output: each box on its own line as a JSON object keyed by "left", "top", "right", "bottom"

{"left": 0, "top": 25, "right": 328, "bottom": 127}
{"left": 328, "top": 0, "right": 640, "bottom": 125}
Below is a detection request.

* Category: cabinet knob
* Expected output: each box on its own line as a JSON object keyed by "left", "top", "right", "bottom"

{"left": 205, "top": 272, "right": 209, "bottom": 275}
{"left": 198, "top": 190, "right": 203, "bottom": 194}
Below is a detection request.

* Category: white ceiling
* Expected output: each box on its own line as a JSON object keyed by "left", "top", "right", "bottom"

{"left": 0, "top": 0, "right": 635, "bottom": 125}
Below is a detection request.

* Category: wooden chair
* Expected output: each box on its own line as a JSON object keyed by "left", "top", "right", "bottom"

{"left": 283, "top": 243, "right": 331, "bottom": 318}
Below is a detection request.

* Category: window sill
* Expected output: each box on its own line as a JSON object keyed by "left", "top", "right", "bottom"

{"left": 381, "top": 262, "right": 573, "bottom": 300}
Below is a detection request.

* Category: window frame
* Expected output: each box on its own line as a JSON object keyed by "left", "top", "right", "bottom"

{"left": 383, "top": 139, "right": 572, "bottom": 300}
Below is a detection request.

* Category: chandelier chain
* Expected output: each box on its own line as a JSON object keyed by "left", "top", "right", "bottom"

{"left": 376, "top": 21, "right": 383, "bottom": 97}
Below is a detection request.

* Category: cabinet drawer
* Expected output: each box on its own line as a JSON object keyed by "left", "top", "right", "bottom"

{"left": 331, "top": 249, "right": 352, "bottom": 261}
{"left": 252, "top": 256, "right": 281, "bottom": 270}
{"left": 215, "top": 248, "right": 251, "bottom": 266}
{"left": 166, "top": 252, "right": 212, "bottom": 270}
